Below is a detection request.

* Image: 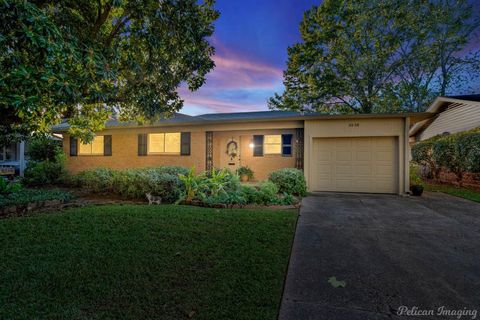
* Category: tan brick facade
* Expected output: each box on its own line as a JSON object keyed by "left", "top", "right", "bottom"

{"left": 62, "top": 123, "right": 300, "bottom": 180}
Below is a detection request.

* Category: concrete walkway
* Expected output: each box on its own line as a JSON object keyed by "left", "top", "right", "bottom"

{"left": 279, "top": 192, "right": 480, "bottom": 320}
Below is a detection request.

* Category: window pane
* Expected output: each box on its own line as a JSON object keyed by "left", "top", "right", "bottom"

{"left": 165, "top": 133, "right": 181, "bottom": 153}
{"left": 91, "top": 136, "right": 104, "bottom": 155}
{"left": 265, "top": 135, "right": 281, "bottom": 144}
{"left": 4, "top": 143, "right": 17, "bottom": 161}
{"left": 282, "top": 146, "right": 292, "bottom": 155}
{"left": 78, "top": 141, "right": 92, "bottom": 155}
{"left": 282, "top": 134, "right": 292, "bottom": 145}
{"left": 79, "top": 136, "right": 104, "bottom": 155}
{"left": 149, "top": 133, "right": 165, "bottom": 153}
{"left": 265, "top": 144, "right": 281, "bottom": 154}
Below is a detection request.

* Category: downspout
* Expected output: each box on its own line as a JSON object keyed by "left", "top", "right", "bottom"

{"left": 404, "top": 117, "right": 410, "bottom": 194}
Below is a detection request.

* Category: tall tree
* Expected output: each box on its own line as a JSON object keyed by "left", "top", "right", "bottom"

{"left": 270, "top": 0, "right": 480, "bottom": 114}
{"left": 0, "top": 0, "right": 219, "bottom": 141}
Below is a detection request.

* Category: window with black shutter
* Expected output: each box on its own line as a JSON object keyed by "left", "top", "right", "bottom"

{"left": 70, "top": 136, "right": 78, "bottom": 156}
{"left": 253, "top": 135, "right": 264, "bottom": 157}
{"left": 282, "top": 134, "right": 293, "bottom": 156}
{"left": 104, "top": 135, "right": 112, "bottom": 156}
{"left": 180, "top": 132, "right": 191, "bottom": 156}
{"left": 138, "top": 134, "right": 147, "bottom": 156}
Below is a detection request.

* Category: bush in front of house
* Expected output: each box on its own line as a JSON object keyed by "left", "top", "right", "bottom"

{"left": 23, "top": 136, "right": 67, "bottom": 186}
{"left": 268, "top": 168, "right": 307, "bottom": 196}
{"left": 411, "top": 127, "right": 480, "bottom": 185}
{"left": 240, "top": 182, "right": 298, "bottom": 206}
{"left": 72, "top": 166, "right": 186, "bottom": 203}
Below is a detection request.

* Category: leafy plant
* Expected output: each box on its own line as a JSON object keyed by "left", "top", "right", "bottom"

{"left": 237, "top": 166, "right": 254, "bottom": 180}
{"left": 178, "top": 167, "right": 206, "bottom": 203}
{"left": 26, "top": 136, "right": 63, "bottom": 162}
{"left": 23, "top": 153, "right": 67, "bottom": 187}
{"left": 411, "top": 139, "right": 440, "bottom": 180}
{"left": 268, "top": 168, "right": 307, "bottom": 196}
{"left": 0, "top": 179, "right": 22, "bottom": 195}
{"left": 1, "top": 0, "right": 219, "bottom": 141}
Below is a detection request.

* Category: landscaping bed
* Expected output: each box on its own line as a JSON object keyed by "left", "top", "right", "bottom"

{"left": 0, "top": 204, "right": 297, "bottom": 319}
{"left": 0, "top": 187, "right": 73, "bottom": 217}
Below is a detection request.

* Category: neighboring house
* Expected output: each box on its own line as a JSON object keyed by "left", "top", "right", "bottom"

{"left": 0, "top": 141, "right": 26, "bottom": 177}
{"left": 409, "top": 95, "right": 480, "bottom": 141}
{"left": 52, "top": 111, "right": 432, "bottom": 194}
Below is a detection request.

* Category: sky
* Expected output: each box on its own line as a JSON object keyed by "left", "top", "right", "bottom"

{"left": 179, "top": 0, "right": 480, "bottom": 116}
{"left": 179, "top": 0, "right": 318, "bottom": 115}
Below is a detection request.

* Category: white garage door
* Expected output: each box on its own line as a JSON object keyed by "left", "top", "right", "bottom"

{"left": 311, "top": 137, "right": 398, "bottom": 193}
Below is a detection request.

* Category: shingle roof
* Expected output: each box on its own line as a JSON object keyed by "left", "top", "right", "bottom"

{"left": 196, "top": 110, "right": 308, "bottom": 121}
{"left": 52, "top": 110, "right": 431, "bottom": 132}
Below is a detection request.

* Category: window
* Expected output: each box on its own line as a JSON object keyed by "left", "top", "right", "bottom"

{"left": 282, "top": 134, "right": 293, "bottom": 156}
{"left": 148, "top": 133, "right": 181, "bottom": 154}
{"left": 264, "top": 135, "right": 282, "bottom": 154}
{"left": 78, "top": 136, "right": 104, "bottom": 155}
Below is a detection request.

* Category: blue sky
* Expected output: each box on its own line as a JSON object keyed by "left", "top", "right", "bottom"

{"left": 180, "top": 0, "right": 480, "bottom": 115}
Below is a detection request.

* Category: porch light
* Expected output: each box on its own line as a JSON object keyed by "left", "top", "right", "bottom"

{"left": 249, "top": 143, "right": 254, "bottom": 148}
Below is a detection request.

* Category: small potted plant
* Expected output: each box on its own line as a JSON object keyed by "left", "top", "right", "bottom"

{"left": 410, "top": 171, "right": 424, "bottom": 196}
{"left": 237, "top": 166, "right": 254, "bottom": 182}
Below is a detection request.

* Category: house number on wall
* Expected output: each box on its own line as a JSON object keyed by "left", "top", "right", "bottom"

{"left": 348, "top": 123, "right": 360, "bottom": 127}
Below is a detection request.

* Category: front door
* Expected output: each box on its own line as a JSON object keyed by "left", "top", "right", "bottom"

{"left": 220, "top": 135, "right": 241, "bottom": 172}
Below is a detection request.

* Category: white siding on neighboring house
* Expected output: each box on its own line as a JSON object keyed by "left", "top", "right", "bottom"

{"left": 419, "top": 102, "right": 480, "bottom": 140}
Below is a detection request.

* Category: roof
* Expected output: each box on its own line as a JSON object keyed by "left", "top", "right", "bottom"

{"left": 409, "top": 95, "right": 480, "bottom": 137}
{"left": 52, "top": 110, "right": 433, "bottom": 132}
{"left": 446, "top": 94, "right": 480, "bottom": 102}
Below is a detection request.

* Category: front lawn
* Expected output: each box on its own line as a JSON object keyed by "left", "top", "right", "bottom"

{"left": 0, "top": 205, "right": 297, "bottom": 320}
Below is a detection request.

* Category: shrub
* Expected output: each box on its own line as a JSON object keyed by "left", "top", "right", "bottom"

{"left": 0, "top": 179, "right": 22, "bottom": 195}
{"left": 23, "top": 153, "right": 67, "bottom": 186}
{"left": 257, "top": 181, "right": 280, "bottom": 205}
{"left": 268, "top": 168, "right": 306, "bottom": 196}
{"left": 455, "top": 131, "right": 480, "bottom": 173}
{"left": 72, "top": 166, "right": 186, "bottom": 203}
{"left": 411, "top": 140, "right": 439, "bottom": 179}
{"left": 0, "top": 189, "right": 72, "bottom": 208}
{"left": 202, "top": 191, "right": 246, "bottom": 208}
{"left": 73, "top": 168, "right": 116, "bottom": 193}
{"left": 26, "top": 136, "right": 62, "bottom": 162}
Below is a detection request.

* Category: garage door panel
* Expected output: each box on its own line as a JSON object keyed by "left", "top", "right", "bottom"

{"left": 311, "top": 137, "right": 397, "bottom": 193}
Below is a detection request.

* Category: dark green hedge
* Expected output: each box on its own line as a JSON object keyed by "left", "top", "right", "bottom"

{"left": 411, "top": 128, "right": 480, "bottom": 183}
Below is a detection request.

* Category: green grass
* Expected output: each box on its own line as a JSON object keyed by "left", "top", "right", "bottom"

{"left": 0, "top": 205, "right": 297, "bottom": 320}
{"left": 424, "top": 183, "right": 480, "bottom": 203}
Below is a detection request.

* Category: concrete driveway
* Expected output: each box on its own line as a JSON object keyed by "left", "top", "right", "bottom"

{"left": 279, "top": 192, "right": 480, "bottom": 320}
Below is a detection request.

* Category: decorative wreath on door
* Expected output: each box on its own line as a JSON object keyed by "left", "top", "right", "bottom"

{"left": 226, "top": 140, "right": 238, "bottom": 160}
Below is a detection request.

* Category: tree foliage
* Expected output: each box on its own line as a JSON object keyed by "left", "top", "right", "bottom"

{"left": 270, "top": 0, "right": 480, "bottom": 114}
{"left": 1, "top": 0, "right": 219, "bottom": 141}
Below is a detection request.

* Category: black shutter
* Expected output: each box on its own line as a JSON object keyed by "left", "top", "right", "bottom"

{"left": 70, "top": 136, "right": 78, "bottom": 156}
{"left": 253, "top": 135, "right": 264, "bottom": 157}
{"left": 138, "top": 134, "right": 147, "bottom": 156}
{"left": 104, "top": 135, "right": 112, "bottom": 156}
{"left": 282, "top": 134, "right": 293, "bottom": 156}
{"left": 180, "top": 132, "right": 191, "bottom": 156}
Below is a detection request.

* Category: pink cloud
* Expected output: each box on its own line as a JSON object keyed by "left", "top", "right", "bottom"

{"left": 179, "top": 38, "right": 285, "bottom": 114}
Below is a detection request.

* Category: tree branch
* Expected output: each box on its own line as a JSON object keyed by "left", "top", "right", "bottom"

{"left": 92, "top": 2, "right": 112, "bottom": 38}
{"left": 105, "top": 15, "right": 130, "bottom": 47}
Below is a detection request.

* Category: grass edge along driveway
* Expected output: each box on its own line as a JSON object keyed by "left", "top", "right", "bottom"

{"left": 0, "top": 205, "right": 297, "bottom": 320}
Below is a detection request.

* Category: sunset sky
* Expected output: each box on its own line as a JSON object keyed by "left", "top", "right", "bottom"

{"left": 180, "top": 0, "right": 480, "bottom": 115}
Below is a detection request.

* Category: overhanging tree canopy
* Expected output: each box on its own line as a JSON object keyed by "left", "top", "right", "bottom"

{"left": 0, "top": 0, "right": 219, "bottom": 142}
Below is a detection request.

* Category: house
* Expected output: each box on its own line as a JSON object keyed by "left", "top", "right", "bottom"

{"left": 52, "top": 111, "right": 432, "bottom": 194}
{"left": 0, "top": 141, "right": 26, "bottom": 177}
{"left": 409, "top": 95, "right": 480, "bottom": 141}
